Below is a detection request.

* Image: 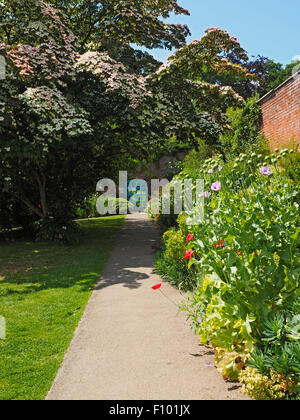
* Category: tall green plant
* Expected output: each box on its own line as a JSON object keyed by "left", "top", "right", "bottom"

{"left": 220, "top": 96, "right": 266, "bottom": 158}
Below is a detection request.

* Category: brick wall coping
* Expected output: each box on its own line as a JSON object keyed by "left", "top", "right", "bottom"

{"left": 257, "top": 70, "right": 300, "bottom": 105}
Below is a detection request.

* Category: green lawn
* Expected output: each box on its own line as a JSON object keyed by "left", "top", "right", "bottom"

{"left": 0, "top": 216, "right": 124, "bottom": 400}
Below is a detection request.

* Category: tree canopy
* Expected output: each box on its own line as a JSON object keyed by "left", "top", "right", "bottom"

{"left": 0, "top": 1, "right": 261, "bottom": 239}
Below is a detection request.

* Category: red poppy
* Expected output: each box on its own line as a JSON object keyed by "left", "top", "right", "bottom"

{"left": 152, "top": 283, "right": 162, "bottom": 290}
{"left": 186, "top": 234, "right": 195, "bottom": 243}
{"left": 214, "top": 240, "right": 225, "bottom": 249}
{"left": 184, "top": 250, "right": 195, "bottom": 260}
{"left": 38, "top": 204, "right": 41, "bottom": 209}
{"left": 233, "top": 250, "right": 243, "bottom": 255}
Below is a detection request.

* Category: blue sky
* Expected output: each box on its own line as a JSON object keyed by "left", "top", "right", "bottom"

{"left": 148, "top": 0, "right": 300, "bottom": 65}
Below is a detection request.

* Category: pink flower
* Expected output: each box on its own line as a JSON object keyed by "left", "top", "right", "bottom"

{"left": 260, "top": 166, "right": 272, "bottom": 176}
{"left": 208, "top": 169, "right": 214, "bottom": 174}
{"left": 184, "top": 250, "right": 195, "bottom": 260}
{"left": 218, "top": 166, "right": 223, "bottom": 171}
{"left": 211, "top": 181, "right": 222, "bottom": 191}
{"left": 204, "top": 191, "right": 211, "bottom": 198}
{"left": 186, "top": 234, "right": 195, "bottom": 243}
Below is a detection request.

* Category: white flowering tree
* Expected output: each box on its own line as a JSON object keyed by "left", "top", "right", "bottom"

{"left": 0, "top": 1, "right": 150, "bottom": 238}
{"left": 0, "top": 1, "right": 255, "bottom": 239}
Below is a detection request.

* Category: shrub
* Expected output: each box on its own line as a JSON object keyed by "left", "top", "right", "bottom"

{"left": 155, "top": 213, "right": 197, "bottom": 291}
{"left": 154, "top": 146, "right": 299, "bottom": 399}
{"left": 76, "top": 196, "right": 133, "bottom": 219}
{"left": 215, "top": 350, "right": 247, "bottom": 381}
{"left": 184, "top": 173, "right": 299, "bottom": 353}
{"left": 76, "top": 196, "right": 99, "bottom": 219}
{"left": 220, "top": 96, "right": 267, "bottom": 159}
{"left": 239, "top": 367, "right": 297, "bottom": 400}
{"left": 148, "top": 187, "right": 184, "bottom": 231}
{"left": 34, "top": 217, "right": 79, "bottom": 244}
{"left": 245, "top": 297, "right": 300, "bottom": 398}
{"left": 163, "top": 228, "right": 186, "bottom": 261}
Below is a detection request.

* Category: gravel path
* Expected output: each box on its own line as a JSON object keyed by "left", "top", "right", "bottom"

{"left": 47, "top": 213, "right": 249, "bottom": 400}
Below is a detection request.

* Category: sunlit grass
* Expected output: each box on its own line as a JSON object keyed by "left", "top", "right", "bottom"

{"left": 0, "top": 216, "right": 124, "bottom": 400}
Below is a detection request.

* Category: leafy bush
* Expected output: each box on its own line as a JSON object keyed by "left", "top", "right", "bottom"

{"left": 239, "top": 367, "right": 297, "bottom": 400}
{"left": 154, "top": 213, "right": 197, "bottom": 290}
{"left": 245, "top": 296, "right": 300, "bottom": 398}
{"left": 148, "top": 187, "right": 183, "bottom": 231}
{"left": 76, "top": 196, "right": 133, "bottom": 219}
{"left": 34, "top": 217, "right": 79, "bottom": 244}
{"left": 185, "top": 173, "right": 299, "bottom": 349}
{"left": 213, "top": 349, "right": 247, "bottom": 381}
{"left": 220, "top": 96, "right": 268, "bottom": 159}
{"left": 157, "top": 146, "right": 300, "bottom": 399}
{"left": 76, "top": 196, "right": 99, "bottom": 219}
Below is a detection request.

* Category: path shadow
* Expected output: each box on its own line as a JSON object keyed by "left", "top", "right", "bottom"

{"left": 95, "top": 266, "right": 151, "bottom": 291}
{"left": 227, "top": 384, "right": 243, "bottom": 392}
{"left": 94, "top": 215, "right": 161, "bottom": 291}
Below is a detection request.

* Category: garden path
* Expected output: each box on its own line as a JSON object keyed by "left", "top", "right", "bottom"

{"left": 47, "top": 213, "right": 249, "bottom": 400}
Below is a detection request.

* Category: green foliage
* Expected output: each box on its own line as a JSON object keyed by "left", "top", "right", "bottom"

{"left": 75, "top": 196, "right": 133, "bottom": 220}
{"left": 262, "top": 59, "right": 300, "bottom": 94}
{"left": 156, "top": 212, "right": 179, "bottom": 231}
{"left": 163, "top": 228, "right": 186, "bottom": 261}
{"left": 154, "top": 213, "right": 197, "bottom": 291}
{"left": 151, "top": 28, "right": 254, "bottom": 150}
{"left": 261, "top": 313, "right": 286, "bottom": 345}
{"left": 214, "top": 350, "right": 247, "bottom": 381}
{"left": 76, "top": 196, "right": 99, "bottom": 219}
{"left": 158, "top": 145, "right": 300, "bottom": 399}
{"left": 150, "top": 187, "right": 183, "bottom": 231}
{"left": 0, "top": 192, "right": 34, "bottom": 237}
{"left": 239, "top": 367, "right": 297, "bottom": 400}
{"left": 1, "top": 1, "right": 257, "bottom": 239}
{"left": 34, "top": 217, "right": 79, "bottom": 244}
{"left": 178, "top": 143, "right": 213, "bottom": 179}
{"left": 220, "top": 96, "right": 266, "bottom": 158}
{"left": 246, "top": 296, "right": 300, "bottom": 398}
{"left": 186, "top": 175, "right": 299, "bottom": 352}
{"left": 155, "top": 249, "right": 194, "bottom": 291}
{"left": 48, "top": 0, "right": 191, "bottom": 59}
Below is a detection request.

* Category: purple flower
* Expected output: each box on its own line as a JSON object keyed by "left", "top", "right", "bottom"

{"left": 260, "top": 166, "right": 272, "bottom": 176}
{"left": 211, "top": 181, "right": 222, "bottom": 192}
{"left": 204, "top": 191, "right": 211, "bottom": 198}
{"left": 218, "top": 165, "right": 223, "bottom": 171}
{"left": 205, "top": 362, "right": 213, "bottom": 368}
{"left": 208, "top": 169, "right": 214, "bottom": 174}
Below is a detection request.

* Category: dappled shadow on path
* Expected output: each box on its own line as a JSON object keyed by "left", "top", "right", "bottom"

{"left": 95, "top": 214, "right": 161, "bottom": 291}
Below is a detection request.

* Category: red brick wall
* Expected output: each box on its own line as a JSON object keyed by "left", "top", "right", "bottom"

{"left": 260, "top": 76, "right": 300, "bottom": 151}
